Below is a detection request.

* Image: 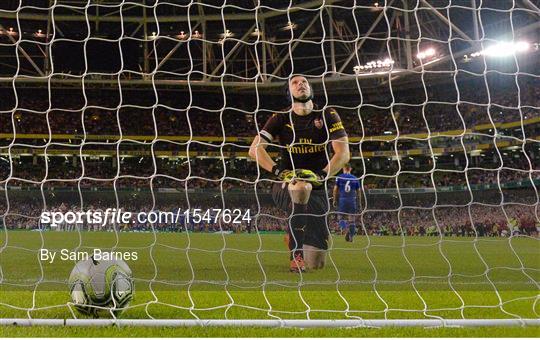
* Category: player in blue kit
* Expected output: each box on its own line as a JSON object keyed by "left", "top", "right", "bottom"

{"left": 333, "top": 164, "right": 360, "bottom": 242}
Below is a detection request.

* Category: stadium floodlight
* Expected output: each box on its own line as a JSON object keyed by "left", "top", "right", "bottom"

{"left": 220, "top": 29, "right": 234, "bottom": 38}
{"left": 482, "top": 41, "right": 530, "bottom": 57}
{"left": 175, "top": 31, "right": 187, "bottom": 40}
{"left": 417, "top": 48, "right": 436, "bottom": 59}
{"left": 2, "top": 27, "right": 18, "bottom": 36}
{"left": 370, "top": 2, "right": 383, "bottom": 11}
{"left": 251, "top": 28, "right": 262, "bottom": 37}
{"left": 33, "top": 29, "right": 45, "bottom": 38}
{"left": 382, "top": 58, "right": 394, "bottom": 66}
{"left": 354, "top": 58, "right": 394, "bottom": 74}
{"left": 468, "top": 41, "right": 532, "bottom": 59}
{"left": 281, "top": 21, "right": 297, "bottom": 31}
{"left": 192, "top": 30, "right": 202, "bottom": 39}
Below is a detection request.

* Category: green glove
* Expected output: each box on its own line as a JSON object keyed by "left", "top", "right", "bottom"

{"left": 278, "top": 169, "right": 325, "bottom": 187}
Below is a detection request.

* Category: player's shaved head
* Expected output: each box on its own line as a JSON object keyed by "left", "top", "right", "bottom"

{"left": 290, "top": 75, "right": 308, "bottom": 84}
{"left": 288, "top": 75, "right": 312, "bottom": 102}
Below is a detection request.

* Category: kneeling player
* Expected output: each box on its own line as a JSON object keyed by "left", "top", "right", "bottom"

{"left": 333, "top": 164, "right": 360, "bottom": 242}
{"left": 249, "top": 75, "right": 350, "bottom": 272}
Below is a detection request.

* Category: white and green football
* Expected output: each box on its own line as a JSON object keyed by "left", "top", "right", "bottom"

{"left": 68, "top": 256, "right": 134, "bottom": 317}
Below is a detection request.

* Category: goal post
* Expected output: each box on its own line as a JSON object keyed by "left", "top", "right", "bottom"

{"left": 2, "top": 318, "right": 540, "bottom": 328}
{"left": 0, "top": 0, "right": 538, "bottom": 328}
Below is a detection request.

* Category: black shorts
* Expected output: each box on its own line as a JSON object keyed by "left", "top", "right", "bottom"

{"left": 271, "top": 182, "right": 330, "bottom": 250}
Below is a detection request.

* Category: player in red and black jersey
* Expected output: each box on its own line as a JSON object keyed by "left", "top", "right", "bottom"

{"left": 249, "top": 75, "right": 350, "bottom": 272}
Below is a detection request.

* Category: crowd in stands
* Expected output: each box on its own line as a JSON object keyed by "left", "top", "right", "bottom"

{"left": 0, "top": 190, "right": 537, "bottom": 236}
{"left": 2, "top": 102, "right": 539, "bottom": 140}
{"left": 0, "top": 76, "right": 538, "bottom": 140}
{"left": 0, "top": 76, "right": 538, "bottom": 237}
{"left": 2, "top": 152, "right": 539, "bottom": 190}
{"left": 359, "top": 203, "right": 537, "bottom": 237}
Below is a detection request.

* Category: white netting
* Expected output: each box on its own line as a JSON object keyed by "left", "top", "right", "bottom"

{"left": 0, "top": 0, "right": 539, "bottom": 325}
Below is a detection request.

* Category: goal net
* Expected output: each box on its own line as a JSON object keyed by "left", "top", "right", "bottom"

{"left": 0, "top": 0, "right": 539, "bottom": 327}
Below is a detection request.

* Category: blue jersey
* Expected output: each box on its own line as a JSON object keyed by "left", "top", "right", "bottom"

{"left": 336, "top": 173, "right": 360, "bottom": 202}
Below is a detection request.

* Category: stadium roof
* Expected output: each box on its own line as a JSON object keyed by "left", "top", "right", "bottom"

{"left": 0, "top": 0, "right": 538, "bottom": 92}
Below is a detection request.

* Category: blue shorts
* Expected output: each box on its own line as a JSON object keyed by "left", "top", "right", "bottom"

{"left": 338, "top": 200, "right": 357, "bottom": 214}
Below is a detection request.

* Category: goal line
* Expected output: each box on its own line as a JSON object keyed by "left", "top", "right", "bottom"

{"left": 3, "top": 318, "right": 540, "bottom": 328}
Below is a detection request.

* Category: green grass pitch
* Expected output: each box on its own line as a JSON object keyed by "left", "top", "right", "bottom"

{"left": 0, "top": 231, "right": 538, "bottom": 337}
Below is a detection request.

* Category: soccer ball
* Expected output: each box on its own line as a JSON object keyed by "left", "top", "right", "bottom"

{"left": 68, "top": 256, "right": 134, "bottom": 317}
